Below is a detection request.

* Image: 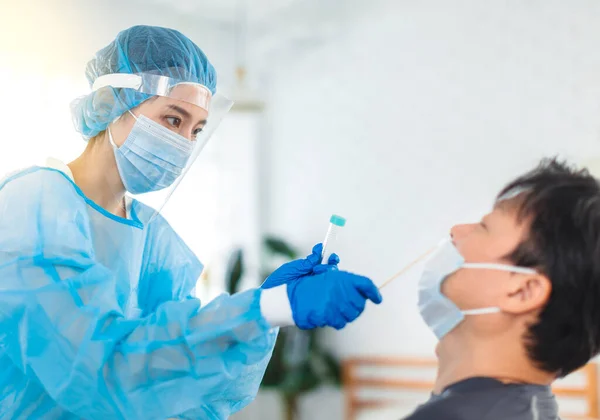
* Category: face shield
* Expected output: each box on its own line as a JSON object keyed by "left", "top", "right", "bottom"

{"left": 92, "top": 72, "right": 234, "bottom": 222}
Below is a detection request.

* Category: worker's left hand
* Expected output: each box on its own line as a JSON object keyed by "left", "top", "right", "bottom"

{"left": 261, "top": 243, "right": 339, "bottom": 289}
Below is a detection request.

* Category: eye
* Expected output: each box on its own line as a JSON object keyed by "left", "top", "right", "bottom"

{"left": 193, "top": 127, "right": 204, "bottom": 137}
{"left": 166, "top": 116, "right": 182, "bottom": 128}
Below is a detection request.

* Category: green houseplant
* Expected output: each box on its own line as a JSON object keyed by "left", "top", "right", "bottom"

{"left": 224, "top": 237, "right": 341, "bottom": 420}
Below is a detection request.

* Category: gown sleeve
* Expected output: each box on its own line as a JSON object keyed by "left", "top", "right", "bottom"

{"left": 0, "top": 168, "right": 277, "bottom": 419}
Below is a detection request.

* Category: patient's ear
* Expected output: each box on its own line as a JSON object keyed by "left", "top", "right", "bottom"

{"left": 500, "top": 273, "right": 551, "bottom": 314}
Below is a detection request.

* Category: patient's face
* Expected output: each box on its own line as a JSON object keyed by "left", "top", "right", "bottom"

{"left": 441, "top": 202, "right": 531, "bottom": 336}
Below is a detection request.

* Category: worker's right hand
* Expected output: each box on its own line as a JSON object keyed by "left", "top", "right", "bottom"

{"left": 287, "top": 270, "right": 383, "bottom": 330}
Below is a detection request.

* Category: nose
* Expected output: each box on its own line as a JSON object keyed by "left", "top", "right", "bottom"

{"left": 174, "top": 127, "right": 195, "bottom": 142}
{"left": 183, "top": 126, "right": 200, "bottom": 142}
{"left": 450, "top": 223, "right": 476, "bottom": 244}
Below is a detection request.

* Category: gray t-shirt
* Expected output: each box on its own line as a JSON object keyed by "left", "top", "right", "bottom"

{"left": 402, "top": 377, "right": 560, "bottom": 420}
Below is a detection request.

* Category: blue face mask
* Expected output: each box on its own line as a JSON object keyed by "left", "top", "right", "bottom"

{"left": 418, "top": 238, "right": 537, "bottom": 340}
{"left": 108, "top": 112, "right": 194, "bottom": 194}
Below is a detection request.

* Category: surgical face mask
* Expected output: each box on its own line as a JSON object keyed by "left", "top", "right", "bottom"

{"left": 108, "top": 111, "right": 194, "bottom": 194}
{"left": 418, "top": 238, "right": 537, "bottom": 340}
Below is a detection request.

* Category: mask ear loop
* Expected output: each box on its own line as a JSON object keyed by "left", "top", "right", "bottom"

{"left": 106, "top": 116, "right": 131, "bottom": 217}
{"left": 462, "top": 263, "right": 537, "bottom": 275}
{"left": 128, "top": 109, "right": 139, "bottom": 120}
{"left": 378, "top": 246, "right": 436, "bottom": 290}
{"left": 462, "top": 307, "right": 501, "bottom": 315}
{"left": 106, "top": 108, "right": 132, "bottom": 149}
{"left": 107, "top": 127, "right": 118, "bottom": 148}
{"left": 457, "top": 264, "right": 536, "bottom": 315}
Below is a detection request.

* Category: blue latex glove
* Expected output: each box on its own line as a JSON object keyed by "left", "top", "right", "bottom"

{"left": 287, "top": 270, "right": 383, "bottom": 330}
{"left": 261, "top": 243, "right": 340, "bottom": 289}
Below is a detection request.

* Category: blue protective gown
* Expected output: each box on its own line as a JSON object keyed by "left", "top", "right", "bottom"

{"left": 0, "top": 166, "right": 276, "bottom": 419}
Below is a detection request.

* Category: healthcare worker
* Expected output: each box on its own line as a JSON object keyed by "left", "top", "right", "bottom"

{"left": 0, "top": 25, "right": 382, "bottom": 419}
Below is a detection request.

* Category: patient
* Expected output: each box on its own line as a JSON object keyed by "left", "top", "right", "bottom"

{"left": 404, "top": 158, "right": 600, "bottom": 420}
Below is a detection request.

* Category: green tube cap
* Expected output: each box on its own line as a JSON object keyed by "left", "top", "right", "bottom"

{"left": 330, "top": 215, "right": 346, "bottom": 227}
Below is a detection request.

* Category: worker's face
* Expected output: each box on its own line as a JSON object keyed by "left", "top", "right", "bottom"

{"left": 109, "top": 88, "right": 209, "bottom": 147}
{"left": 440, "top": 202, "right": 551, "bottom": 342}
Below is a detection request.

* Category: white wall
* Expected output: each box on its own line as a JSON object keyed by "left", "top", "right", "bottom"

{"left": 0, "top": 0, "right": 236, "bottom": 169}
{"left": 258, "top": 1, "right": 600, "bottom": 418}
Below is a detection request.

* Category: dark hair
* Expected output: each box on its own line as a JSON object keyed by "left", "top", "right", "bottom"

{"left": 497, "top": 158, "right": 600, "bottom": 377}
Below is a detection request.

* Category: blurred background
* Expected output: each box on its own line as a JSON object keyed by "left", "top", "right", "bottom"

{"left": 2, "top": 0, "right": 600, "bottom": 418}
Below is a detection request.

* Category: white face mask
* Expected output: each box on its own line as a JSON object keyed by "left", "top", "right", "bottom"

{"left": 418, "top": 238, "right": 537, "bottom": 340}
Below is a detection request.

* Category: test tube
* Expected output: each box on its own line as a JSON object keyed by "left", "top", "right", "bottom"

{"left": 321, "top": 214, "right": 346, "bottom": 262}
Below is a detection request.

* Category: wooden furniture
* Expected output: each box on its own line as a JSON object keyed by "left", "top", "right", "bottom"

{"left": 343, "top": 357, "right": 599, "bottom": 420}
{"left": 553, "top": 363, "right": 599, "bottom": 420}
